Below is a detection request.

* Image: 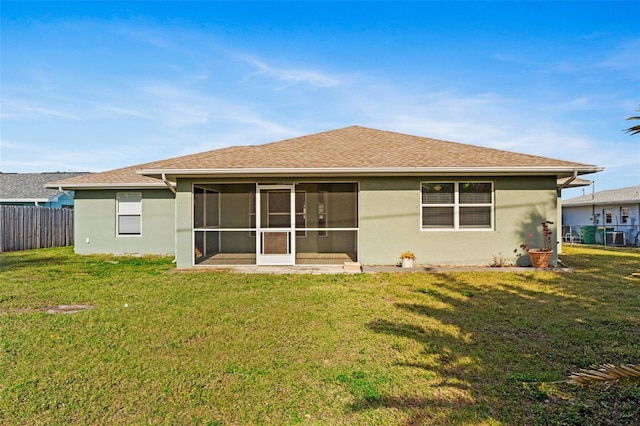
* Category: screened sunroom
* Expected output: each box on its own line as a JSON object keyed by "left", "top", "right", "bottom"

{"left": 193, "top": 182, "right": 358, "bottom": 266}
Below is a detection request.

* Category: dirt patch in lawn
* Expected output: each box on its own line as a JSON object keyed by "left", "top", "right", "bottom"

{"left": 45, "top": 305, "right": 94, "bottom": 314}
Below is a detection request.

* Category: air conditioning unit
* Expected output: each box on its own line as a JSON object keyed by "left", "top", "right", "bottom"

{"left": 605, "top": 232, "right": 626, "bottom": 246}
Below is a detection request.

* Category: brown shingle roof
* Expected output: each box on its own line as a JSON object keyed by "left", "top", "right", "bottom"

{"left": 49, "top": 126, "right": 601, "bottom": 188}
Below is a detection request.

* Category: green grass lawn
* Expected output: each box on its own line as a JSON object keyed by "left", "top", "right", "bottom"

{"left": 1, "top": 246, "right": 639, "bottom": 425}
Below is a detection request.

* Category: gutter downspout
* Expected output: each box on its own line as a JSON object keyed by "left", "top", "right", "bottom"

{"left": 558, "top": 170, "right": 578, "bottom": 193}
{"left": 58, "top": 187, "right": 75, "bottom": 199}
{"left": 162, "top": 173, "right": 178, "bottom": 264}
{"left": 162, "top": 173, "right": 176, "bottom": 195}
{"left": 557, "top": 171, "right": 578, "bottom": 256}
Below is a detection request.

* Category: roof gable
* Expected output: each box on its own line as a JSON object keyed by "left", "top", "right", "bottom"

{"left": 48, "top": 126, "right": 602, "bottom": 188}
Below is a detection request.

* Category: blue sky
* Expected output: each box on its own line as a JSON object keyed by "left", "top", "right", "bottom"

{"left": 1, "top": 1, "right": 638, "bottom": 198}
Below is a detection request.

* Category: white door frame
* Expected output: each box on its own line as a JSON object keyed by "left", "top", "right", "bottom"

{"left": 256, "top": 184, "right": 296, "bottom": 265}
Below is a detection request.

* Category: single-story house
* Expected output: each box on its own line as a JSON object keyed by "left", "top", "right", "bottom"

{"left": 48, "top": 126, "right": 603, "bottom": 268}
{"left": 0, "top": 172, "right": 89, "bottom": 208}
{"left": 562, "top": 185, "right": 640, "bottom": 246}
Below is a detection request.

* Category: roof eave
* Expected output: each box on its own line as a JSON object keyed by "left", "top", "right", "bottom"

{"left": 138, "top": 166, "right": 604, "bottom": 179}
{"left": 44, "top": 182, "right": 168, "bottom": 190}
{"left": 564, "top": 199, "right": 640, "bottom": 207}
{"left": 0, "top": 198, "right": 49, "bottom": 203}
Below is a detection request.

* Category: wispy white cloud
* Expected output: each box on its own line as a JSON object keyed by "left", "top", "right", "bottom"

{"left": 140, "top": 83, "right": 300, "bottom": 137}
{"left": 233, "top": 53, "right": 342, "bottom": 88}
{"left": 141, "top": 85, "right": 211, "bottom": 126}
{"left": 493, "top": 38, "right": 640, "bottom": 77}
{"left": 597, "top": 39, "right": 640, "bottom": 74}
{"left": 1, "top": 138, "right": 181, "bottom": 173}
{"left": 115, "top": 27, "right": 176, "bottom": 50}
{"left": 0, "top": 139, "right": 43, "bottom": 152}
{"left": 546, "top": 97, "right": 594, "bottom": 112}
{"left": 1, "top": 158, "right": 91, "bottom": 172}
{"left": 186, "top": 73, "right": 209, "bottom": 82}
{"left": 100, "top": 106, "right": 155, "bottom": 119}
{"left": 22, "top": 106, "right": 82, "bottom": 120}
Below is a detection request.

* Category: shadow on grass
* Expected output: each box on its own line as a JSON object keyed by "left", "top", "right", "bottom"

{"left": 358, "top": 252, "right": 640, "bottom": 425}
{"left": 0, "top": 252, "right": 67, "bottom": 273}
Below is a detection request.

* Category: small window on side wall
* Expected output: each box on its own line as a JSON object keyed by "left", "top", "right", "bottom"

{"left": 621, "top": 207, "right": 629, "bottom": 224}
{"left": 117, "top": 192, "right": 142, "bottom": 236}
{"left": 604, "top": 209, "right": 613, "bottom": 225}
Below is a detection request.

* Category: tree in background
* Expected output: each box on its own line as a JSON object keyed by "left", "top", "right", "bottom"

{"left": 625, "top": 105, "right": 640, "bottom": 136}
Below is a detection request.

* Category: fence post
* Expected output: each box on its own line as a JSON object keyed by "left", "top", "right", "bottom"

{"left": 0, "top": 206, "right": 4, "bottom": 252}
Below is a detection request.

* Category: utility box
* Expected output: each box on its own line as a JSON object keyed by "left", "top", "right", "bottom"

{"left": 605, "top": 232, "right": 626, "bottom": 246}
{"left": 597, "top": 227, "right": 614, "bottom": 244}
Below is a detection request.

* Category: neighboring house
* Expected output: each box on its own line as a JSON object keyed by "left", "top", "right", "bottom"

{"left": 556, "top": 177, "right": 592, "bottom": 253}
{"left": 47, "top": 126, "right": 602, "bottom": 268}
{"left": 562, "top": 185, "right": 640, "bottom": 246}
{"left": 0, "top": 172, "right": 90, "bottom": 208}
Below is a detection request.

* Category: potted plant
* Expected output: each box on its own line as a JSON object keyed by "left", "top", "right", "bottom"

{"left": 400, "top": 251, "right": 416, "bottom": 268}
{"left": 520, "top": 221, "right": 554, "bottom": 268}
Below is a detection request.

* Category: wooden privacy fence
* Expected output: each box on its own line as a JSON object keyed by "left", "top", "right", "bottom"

{"left": 0, "top": 206, "right": 74, "bottom": 252}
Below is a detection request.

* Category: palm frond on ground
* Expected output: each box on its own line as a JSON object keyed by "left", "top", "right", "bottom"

{"left": 568, "top": 364, "right": 640, "bottom": 388}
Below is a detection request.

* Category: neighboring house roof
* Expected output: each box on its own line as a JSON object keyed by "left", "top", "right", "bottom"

{"left": 48, "top": 126, "right": 603, "bottom": 189}
{"left": 563, "top": 185, "right": 640, "bottom": 207}
{"left": 0, "top": 172, "right": 90, "bottom": 202}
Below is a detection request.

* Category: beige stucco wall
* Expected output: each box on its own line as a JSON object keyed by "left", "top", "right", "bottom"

{"left": 74, "top": 189, "right": 175, "bottom": 255}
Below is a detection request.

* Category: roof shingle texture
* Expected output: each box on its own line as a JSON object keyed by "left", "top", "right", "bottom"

{"left": 563, "top": 185, "right": 640, "bottom": 205}
{"left": 49, "top": 126, "right": 597, "bottom": 186}
{"left": 1, "top": 172, "right": 90, "bottom": 199}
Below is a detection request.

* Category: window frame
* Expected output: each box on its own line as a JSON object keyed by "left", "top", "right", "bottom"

{"left": 193, "top": 186, "right": 220, "bottom": 229}
{"left": 116, "top": 192, "right": 142, "bottom": 237}
{"left": 262, "top": 190, "right": 307, "bottom": 237}
{"left": 249, "top": 191, "right": 257, "bottom": 238}
{"left": 420, "top": 181, "right": 494, "bottom": 231}
{"left": 621, "top": 207, "right": 630, "bottom": 224}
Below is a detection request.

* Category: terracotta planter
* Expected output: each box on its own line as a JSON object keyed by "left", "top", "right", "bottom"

{"left": 401, "top": 258, "right": 414, "bottom": 268}
{"left": 527, "top": 249, "right": 552, "bottom": 268}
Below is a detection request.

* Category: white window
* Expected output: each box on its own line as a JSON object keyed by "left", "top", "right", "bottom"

{"left": 621, "top": 207, "right": 630, "bottom": 224}
{"left": 421, "top": 182, "right": 493, "bottom": 230}
{"left": 117, "top": 193, "right": 142, "bottom": 236}
{"left": 604, "top": 209, "right": 613, "bottom": 224}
